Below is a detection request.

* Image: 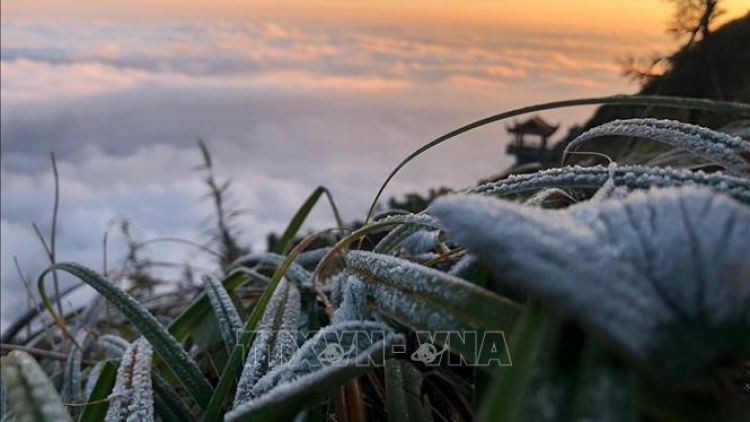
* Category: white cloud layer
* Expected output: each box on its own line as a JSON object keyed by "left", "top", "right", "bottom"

{"left": 1, "top": 20, "right": 657, "bottom": 330}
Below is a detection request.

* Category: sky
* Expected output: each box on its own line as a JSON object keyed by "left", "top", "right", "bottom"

{"left": 1, "top": 1, "right": 748, "bottom": 331}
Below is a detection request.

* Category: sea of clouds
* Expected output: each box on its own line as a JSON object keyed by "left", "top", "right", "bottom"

{"left": 0, "top": 20, "right": 665, "bottom": 330}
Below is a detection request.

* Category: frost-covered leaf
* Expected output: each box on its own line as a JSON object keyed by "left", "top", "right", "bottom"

{"left": 105, "top": 337, "right": 155, "bottom": 422}
{"left": 447, "top": 254, "right": 477, "bottom": 277}
{"left": 345, "top": 251, "right": 520, "bottom": 331}
{"left": 62, "top": 331, "right": 88, "bottom": 407}
{"left": 373, "top": 215, "right": 440, "bottom": 254}
{"left": 231, "top": 253, "right": 313, "bottom": 286}
{"left": 0, "top": 350, "right": 73, "bottom": 422}
{"left": 401, "top": 230, "right": 440, "bottom": 256}
{"left": 98, "top": 335, "right": 196, "bottom": 422}
{"left": 467, "top": 164, "right": 750, "bottom": 204}
{"left": 431, "top": 187, "right": 750, "bottom": 381}
{"left": 234, "top": 278, "right": 300, "bottom": 407}
{"left": 226, "top": 320, "right": 404, "bottom": 422}
{"left": 97, "top": 334, "right": 130, "bottom": 358}
{"left": 294, "top": 248, "right": 330, "bottom": 268}
{"left": 332, "top": 274, "right": 368, "bottom": 324}
{"left": 203, "top": 274, "right": 243, "bottom": 352}
{"left": 564, "top": 118, "right": 750, "bottom": 174}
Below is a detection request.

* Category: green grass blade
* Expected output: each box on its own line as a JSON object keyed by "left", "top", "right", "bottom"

{"left": 273, "top": 186, "right": 344, "bottom": 255}
{"left": 62, "top": 331, "right": 88, "bottom": 417}
{"left": 37, "top": 263, "right": 214, "bottom": 409}
{"left": 346, "top": 251, "right": 520, "bottom": 330}
{"left": 168, "top": 270, "right": 253, "bottom": 343}
{"left": 385, "top": 359, "right": 432, "bottom": 422}
{"left": 477, "top": 303, "right": 551, "bottom": 422}
{"left": 152, "top": 366, "right": 198, "bottom": 422}
{"left": 78, "top": 361, "right": 117, "bottom": 422}
{"left": 204, "top": 275, "right": 243, "bottom": 353}
{"left": 0, "top": 350, "right": 73, "bottom": 422}
{"left": 365, "top": 95, "right": 750, "bottom": 223}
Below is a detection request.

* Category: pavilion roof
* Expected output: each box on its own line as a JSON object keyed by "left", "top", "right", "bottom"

{"left": 506, "top": 115, "right": 559, "bottom": 136}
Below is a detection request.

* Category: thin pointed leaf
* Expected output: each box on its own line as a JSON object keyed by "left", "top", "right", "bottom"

{"left": 37, "top": 263, "right": 213, "bottom": 408}
{"left": 97, "top": 334, "right": 130, "bottom": 357}
{"left": 373, "top": 215, "right": 439, "bottom": 254}
{"left": 83, "top": 362, "right": 106, "bottom": 399}
{"left": 234, "top": 279, "right": 300, "bottom": 407}
{"left": 62, "top": 331, "right": 88, "bottom": 407}
{"left": 564, "top": 118, "right": 750, "bottom": 174}
{"left": 331, "top": 274, "right": 368, "bottom": 325}
{"left": 204, "top": 275, "right": 243, "bottom": 353}
{"left": 97, "top": 335, "right": 196, "bottom": 422}
{"left": 385, "top": 359, "right": 432, "bottom": 422}
{"left": 105, "top": 338, "right": 155, "bottom": 422}
{"left": 467, "top": 164, "right": 750, "bottom": 204}
{"left": 345, "top": 251, "right": 520, "bottom": 331}
{"left": 478, "top": 304, "right": 551, "bottom": 422}
{"left": 273, "top": 186, "right": 344, "bottom": 256}
{"left": 231, "top": 253, "right": 313, "bottom": 286}
{"left": 202, "top": 236, "right": 321, "bottom": 422}
{"left": 168, "top": 270, "right": 253, "bottom": 343}
{"left": 78, "top": 361, "right": 117, "bottom": 422}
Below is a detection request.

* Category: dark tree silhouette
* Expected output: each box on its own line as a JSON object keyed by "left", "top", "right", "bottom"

{"left": 620, "top": 0, "right": 726, "bottom": 82}
{"left": 667, "top": 0, "right": 724, "bottom": 46}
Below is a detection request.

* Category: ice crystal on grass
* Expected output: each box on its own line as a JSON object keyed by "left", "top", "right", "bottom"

{"left": 430, "top": 187, "right": 750, "bottom": 381}
{"left": 564, "top": 118, "right": 750, "bottom": 174}
{"left": 226, "top": 321, "right": 403, "bottom": 422}
{"left": 367, "top": 281, "right": 472, "bottom": 332}
{"left": 105, "top": 338, "right": 154, "bottom": 422}
{"left": 203, "top": 275, "right": 243, "bottom": 352}
{"left": 234, "top": 278, "right": 300, "bottom": 407}
{"left": 468, "top": 165, "right": 750, "bottom": 204}
{"left": 62, "top": 331, "right": 88, "bottom": 405}
{"left": 269, "top": 285, "right": 301, "bottom": 369}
